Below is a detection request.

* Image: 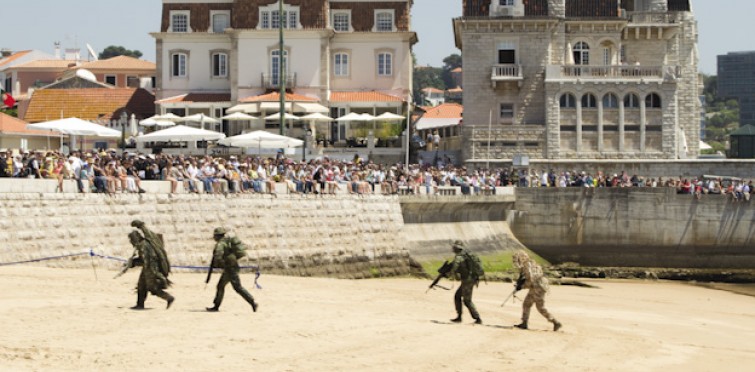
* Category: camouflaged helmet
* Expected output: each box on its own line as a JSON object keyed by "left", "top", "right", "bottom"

{"left": 512, "top": 250, "right": 530, "bottom": 269}
{"left": 213, "top": 227, "right": 227, "bottom": 236}
{"left": 452, "top": 240, "right": 466, "bottom": 250}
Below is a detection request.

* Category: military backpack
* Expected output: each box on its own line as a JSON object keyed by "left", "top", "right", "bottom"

{"left": 464, "top": 251, "right": 485, "bottom": 281}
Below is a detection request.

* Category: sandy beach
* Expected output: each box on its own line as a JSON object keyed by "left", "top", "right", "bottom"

{"left": 1, "top": 266, "right": 753, "bottom": 372}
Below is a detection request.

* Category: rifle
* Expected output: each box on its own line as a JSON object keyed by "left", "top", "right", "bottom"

{"left": 426, "top": 260, "right": 453, "bottom": 293}
{"left": 205, "top": 255, "right": 215, "bottom": 287}
{"left": 113, "top": 251, "right": 140, "bottom": 279}
{"left": 500, "top": 287, "right": 519, "bottom": 307}
{"left": 501, "top": 275, "right": 525, "bottom": 307}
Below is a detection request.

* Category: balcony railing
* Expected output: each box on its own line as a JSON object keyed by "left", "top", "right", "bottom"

{"left": 261, "top": 73, "right": 297, "bottom": 90}
{"left": 627, "top": 12, "right": 681, "bottom": 25}
{"left": 547, "top": 65, "right": 680, "bottom": 82}
{"left": 491, "top": 64, "right": 523, "bottom": 81}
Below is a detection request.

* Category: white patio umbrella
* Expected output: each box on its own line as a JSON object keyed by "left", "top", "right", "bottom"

{"left": 139, "top": 117, "right": 176, "bottom": 127}
{"left": 134, "top": 125, "right": 226, "bottom": 143}
{"left": 219, "top": 130, "right": 303, "bottom": 150}
{"left": 335, "top": 112, "right": 368, "bottom": 122}
{"left": 26, "top": 117, "right": 121, "bottom": 137}
{"left": 221, "top": 112, "right": 258, "bottom": 121}
{"left": 375, "top": 112, "right": 405, "bottom": 121}
{"left": 300, "top": 112, "right": 334, "bottom": 143}
{"left": 264, "top": 112, "right": 301, "bottom": 121}
{"left": 155, "top": 113, "right": 184, "bottom": 121}
{"left": 181, "top": 113, "right": 221, "bottom": 130}
{"left": 129, "top": 114, "right": 138, "bottom": 136}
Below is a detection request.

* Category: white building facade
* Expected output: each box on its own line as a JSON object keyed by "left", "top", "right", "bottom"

{"left": 454, "top": 0, "right": 700, "bottom": 162}
{"left": 151, "top": 0, "right": 416, "bottom": 146}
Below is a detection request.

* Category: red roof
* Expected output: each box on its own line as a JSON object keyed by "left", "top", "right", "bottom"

{"left": 330, "top": 91, "right": 404, "bottom": 103}
{"left": 0, "top": 112, "right": 52, "bottom": 136}
{"left": 422, "top": 103, "right": 463, "bottom": 119}
{"left": 156, "top": 93, "right": 231, "bottom": 104}
{"left": 23, "top": 88, "right": 155, "bottom": 122}
{"left": 239, "top": 92, "right": 318, "bottom": 103}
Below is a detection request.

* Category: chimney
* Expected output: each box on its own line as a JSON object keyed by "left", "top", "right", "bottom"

{"left": 548, "top": 0, "right": 565, "bottom": 18}
{"left": 1, "top": 48, "right": 11, "bottom": 58}
{"left": 54, "top": 42, "right": 61, "bottom": 59}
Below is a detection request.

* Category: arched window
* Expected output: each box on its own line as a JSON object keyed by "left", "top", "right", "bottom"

{"left": 582, "top": 93, "right": 597, "bottom": 108}
{"left": 603, "top": 93, "right": 619, "bottom": 108}
{"left": 646, "top": 93, "right": 662, "bottom": 108}
{"left": 559, "top": 93, "right": 576, "bottom": 108}
{"left": 624, "top": 93, "right": 640, "bottom": 108}
{"left": 573, "top": 42, "right": 590, "bottom": 65}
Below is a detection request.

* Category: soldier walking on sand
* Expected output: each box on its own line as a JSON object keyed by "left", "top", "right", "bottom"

{"left": 512, "top": 250, "right": 561, "bottom": 331}
{"left": 448, "top": 240, "right": 482, "bottom": 324}
{"left": 117, "top": 220, "right": 174, "bottom": 310}
{"left": 206, "top": 227, "right": 259, "bottom": 312}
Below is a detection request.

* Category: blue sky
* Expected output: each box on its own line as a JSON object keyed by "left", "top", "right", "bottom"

{"left": 2, "top": 0, "right": 750, "bottom": 74}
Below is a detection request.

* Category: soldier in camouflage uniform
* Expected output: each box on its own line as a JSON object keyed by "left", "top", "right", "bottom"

{"left": 120, "top": 220, "right": 174, "bottom": 310}
{"left": 206, "top": 227, "right": 259, "bottom": 312}
{"left": 512, "top": 250, "right": 561, "bottom": 331}
{"left": 448, "top": 240, "right": 482, "bottom": 324}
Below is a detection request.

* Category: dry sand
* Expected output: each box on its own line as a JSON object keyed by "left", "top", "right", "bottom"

{"left": 1, "top": 266, "right": 753, "bottom": 372}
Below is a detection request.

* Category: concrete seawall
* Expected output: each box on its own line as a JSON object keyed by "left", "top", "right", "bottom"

{"left": 0, "top": 193, "right": 415, "bottom": 278}
{"left": 510, "top": 188, "right": 755, "bottom": 268}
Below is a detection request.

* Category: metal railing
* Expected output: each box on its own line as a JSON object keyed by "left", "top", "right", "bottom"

{"left": 261, "top": 73, "right": 297, "bottom": 90}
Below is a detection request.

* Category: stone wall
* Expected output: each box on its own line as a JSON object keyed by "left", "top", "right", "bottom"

{"left": 0, "top": 193, "right": 415, "bottom": 279}
{"left": 510, "top": 187, "right": 755, "bottom": 268}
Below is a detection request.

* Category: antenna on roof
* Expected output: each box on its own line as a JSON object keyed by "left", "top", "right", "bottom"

{"left": 86, "top": 43, "right": 98, "bottom": 61}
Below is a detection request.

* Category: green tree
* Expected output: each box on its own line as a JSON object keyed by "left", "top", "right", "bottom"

{"left": 99, "top": 45, "right": 143, "bottom": 60}
{"left": 441, "top": 53, "right": 462, "bottom": 89}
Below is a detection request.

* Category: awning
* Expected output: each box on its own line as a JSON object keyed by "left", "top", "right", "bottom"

{"left": 415, "top": 118, "right": 461, "bottom": 130}
{"left": 227, "top": 104, "right": 259, "bottom": 114}
{"left": 294, "top": 102, "right": 329, "bottom": 113}
{"left": 260, "top": 102, "right": 292, "bottom": 111}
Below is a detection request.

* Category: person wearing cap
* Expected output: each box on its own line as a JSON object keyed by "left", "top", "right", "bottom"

{"left": 447, "top": 240, "right": 482, "bottom": 324}
{"left": 206, "top": 227, "right": 258, "bottom": 313}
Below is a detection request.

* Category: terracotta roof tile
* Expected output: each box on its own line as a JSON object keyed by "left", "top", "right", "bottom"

{"left": 447, "top": 87, "right": 463, "bottom": 93}
{"left": 0, "top": 112, "right": 51, "bottom": 136}
{"left": 77, "top": 56, "right": 156, "bottom": 71}
{"left": 10, "top": 59, "right": 78, "bottom": 70}
{"left": 422, "top": 103, "right": 463, "bottom": 119}
{"left": 23, "top": 88, "right": 155, "bottom": 122}
{"left": 156, "top": 93, "right": 231, "bottom": 104}
{"left": 330, "top": 91, "right": 404, "bottom": 103}
{"left": 0, "top": 50, "right": 32, "bottom": 68}
{"left": 239, "top": 92, "right": 318, "bottom": 103}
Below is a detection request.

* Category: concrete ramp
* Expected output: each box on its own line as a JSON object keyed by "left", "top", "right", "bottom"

{"left": 400, "top": 199, "right": 526, "bottom": 260}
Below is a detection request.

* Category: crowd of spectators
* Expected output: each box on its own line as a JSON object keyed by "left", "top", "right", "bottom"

{"left": 0, "top": 148, "right": 751, "bottom": 201}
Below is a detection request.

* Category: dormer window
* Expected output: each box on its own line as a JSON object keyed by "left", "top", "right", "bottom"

{"left": 211, "top": 11, "right": 230, "bottom": 33}
{"left": 259, "top": 4, "right": 300, "bottom": 30}
{"left": 375, "top": 10, "right": 394, "bottom": 32}
{"left": 170, "top": 11, "right": 190, "bottom": 33}
{"left": 332, "top": 11, "right": 351, "bottom": 32}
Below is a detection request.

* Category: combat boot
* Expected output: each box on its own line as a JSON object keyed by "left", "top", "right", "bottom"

{"left": 166, "top": 297, "right": 174, "bottom": 309}
{"left": 130, "top": 304, "right": 145, "bottom": 310}
{"left": 251, "top": 300, "right": 259, "bottom": 312}
{"left": 206, "top": 306, "right": 220, "bottom": 312}
{"left": 553, "top": 321, "right": 562, "bottom": 332}
{"left": 515, "top": 322, "right": 528, "bottom": 330}
{"left": 474, "top": 318, "right": 483, "bottom": 325}
{"left": 450, "top": 315, "right": 462, "bottom": 323}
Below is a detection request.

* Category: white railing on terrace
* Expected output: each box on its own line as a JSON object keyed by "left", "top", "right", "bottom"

{"left": 627, "top": 12, "right": 681, "bottom": 25}
{"left": 491, "top": 64, "right": 522, "bottom": 80}
{"left": 548, "top": 65, "right": 680, "bottom": 82}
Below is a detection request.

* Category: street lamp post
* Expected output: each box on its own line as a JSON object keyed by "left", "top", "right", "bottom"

{"left": 278, "top": 0, "right": 286, "bottom": 136}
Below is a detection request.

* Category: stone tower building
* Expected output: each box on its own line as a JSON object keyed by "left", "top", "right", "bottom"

{"left": 453, "top": 0, "right": 699, "bottom": 162}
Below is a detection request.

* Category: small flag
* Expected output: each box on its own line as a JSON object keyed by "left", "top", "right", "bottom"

{"left": 1, "top": 89, "right": 15, "bottom": 108}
